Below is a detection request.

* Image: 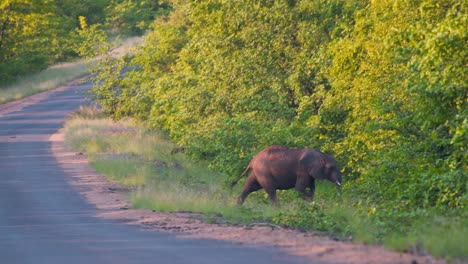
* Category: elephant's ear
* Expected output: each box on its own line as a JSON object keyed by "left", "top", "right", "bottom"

{"left": 302, "top": 149, "right": 326, "bottom": 179}
{"left": 319, "top": 157, "right": 325, "bottom": 167}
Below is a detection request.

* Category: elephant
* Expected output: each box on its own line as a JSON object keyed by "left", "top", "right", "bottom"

{"left": 231, "top": 146, "right": 341, "bottom": 205}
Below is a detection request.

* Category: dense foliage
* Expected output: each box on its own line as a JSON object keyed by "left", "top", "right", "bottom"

{"left": 98, "top": 0, "right": 466, "bottom": 210}
{"left": 85, "top": 0, "right": 466, "bottom": 255}
{"left": 0, "top": 0, "right": 167, "bottom": 83}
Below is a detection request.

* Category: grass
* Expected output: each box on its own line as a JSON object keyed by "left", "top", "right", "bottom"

{"left": 110, "top": 36, "right": 143, "bottom": 58}
{"left": 0, "top": 59, "right": 91, "bottom": 104}
{"left": 63, "top": 106, "right": 468, "bottom": 261}
{"left": 0, "top": 36, "right": 143, "bottom": 105}
{"left": 383, "top": 215, "right": 468, "bottom": 260}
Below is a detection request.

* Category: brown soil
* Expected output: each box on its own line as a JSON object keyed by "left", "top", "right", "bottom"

{"left": 49, "top": 130, "right": 455, "bottom": 264}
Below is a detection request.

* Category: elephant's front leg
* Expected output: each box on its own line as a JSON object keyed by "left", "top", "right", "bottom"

{"left": 308, "top": 178, "right": 315, "bottom": 198}
{"left": 295, "top": 175, "right": 310, "bottom": 198}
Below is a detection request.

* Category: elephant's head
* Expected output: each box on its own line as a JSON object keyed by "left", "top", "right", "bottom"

{"left": 312, "top": 152, "right": 341, "bottom": 187}
{"left": 324, "top": 158, "right": 341, "bottom": 187}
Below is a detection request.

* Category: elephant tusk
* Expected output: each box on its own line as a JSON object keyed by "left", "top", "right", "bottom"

{"left": 336, "top": 180, "right": 341, "bottom": 186}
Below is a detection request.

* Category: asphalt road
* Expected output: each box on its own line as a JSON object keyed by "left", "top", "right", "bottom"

{"left": 0, "top": 82, "right": 312, "bottom": 264}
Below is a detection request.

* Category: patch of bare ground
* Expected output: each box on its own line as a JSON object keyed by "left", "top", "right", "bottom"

{"left": 49, "top": 129, "right": 458, "bottom": 264}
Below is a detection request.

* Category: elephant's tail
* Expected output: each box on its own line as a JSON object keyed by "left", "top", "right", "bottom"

{"left": 230, "top": 165, "right": 250, "bottom": 188}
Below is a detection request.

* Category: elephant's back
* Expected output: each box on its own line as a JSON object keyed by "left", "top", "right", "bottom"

{"left": 260, "top": 146, "right": 303, "bottom": 161}
{"left": 256, "top": 146, "right": 303, "bottom": 171}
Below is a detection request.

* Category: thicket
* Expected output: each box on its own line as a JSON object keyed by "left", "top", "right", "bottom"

{"left": 89, "top": 0, "right": 466, "bottom": 255}
{"left": 0, "top": 0, "right": 168, "bottom": 83}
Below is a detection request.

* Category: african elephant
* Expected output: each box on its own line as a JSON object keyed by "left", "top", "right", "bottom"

{"left": 231, "top": 146, "right": 341, "bottom": 205}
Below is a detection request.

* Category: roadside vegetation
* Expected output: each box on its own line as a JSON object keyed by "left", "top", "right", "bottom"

{"left": 73, "top": 0, "right": 466, "bottom": 261}
{"left": 0, "top": 0, "right": 167, "bottom": 84}
{"left": 64, "top": 106, "right": 467, "bottom": 260}
{"left": 0, "top": 0, "right": 163, "bottom": 102}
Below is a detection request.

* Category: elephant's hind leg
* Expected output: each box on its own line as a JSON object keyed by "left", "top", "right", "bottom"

{"left": 237, "top": 173, "right": 261, "bottom": 205}
{"left": 264, "top": 187, "right": 278, "bottom": 206}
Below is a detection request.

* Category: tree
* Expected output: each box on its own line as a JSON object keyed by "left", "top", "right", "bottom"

{"left": 0, "top": 0, "right": 56, "bottom": 81}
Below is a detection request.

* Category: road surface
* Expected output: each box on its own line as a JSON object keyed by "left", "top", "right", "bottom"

{"left": 0, "top": 81, "right": 312, "bottom": 264}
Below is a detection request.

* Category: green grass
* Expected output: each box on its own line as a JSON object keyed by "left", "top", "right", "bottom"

{"left": 0, "top": 36, "right": 142, "bottom": 105}
{"left": 0, "top": 60, "right": 91, "bottom": 104}
{"left": 63, "top": 107, "right": 468, "bottom": 261}
{"left": 383, "top": 214, "right": 468, "bottom": 260}
{"left": 419, "top": 223, "right": 468, "bottom": 260}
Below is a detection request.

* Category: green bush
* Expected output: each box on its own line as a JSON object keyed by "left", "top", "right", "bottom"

{"left": 105, "top": 0, "right": 171, "bottom": 35}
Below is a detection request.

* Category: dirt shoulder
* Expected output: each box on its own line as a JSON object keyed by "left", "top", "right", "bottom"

{"left": 49, "top": 129, "right": 450, "bottom": 264}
